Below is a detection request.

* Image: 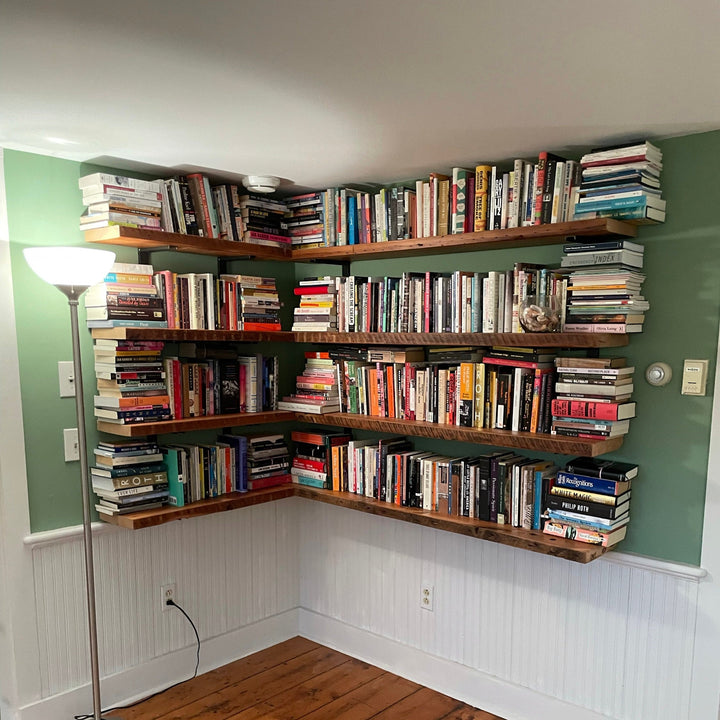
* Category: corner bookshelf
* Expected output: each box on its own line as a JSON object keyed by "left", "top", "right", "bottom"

{"left": 86, "top": 216, "right": 640, "bottom": 560}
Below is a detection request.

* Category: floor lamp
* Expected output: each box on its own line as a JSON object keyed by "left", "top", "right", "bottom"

{"left": 24, "top": 246, "right": 116, "bottom": 720}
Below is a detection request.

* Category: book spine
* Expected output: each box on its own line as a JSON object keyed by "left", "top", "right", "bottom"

{"left": 555, "top": 471, "right": 624, "bottom": 495}
{"left": 474, "top": 166, "right": 491, "bottom": 231}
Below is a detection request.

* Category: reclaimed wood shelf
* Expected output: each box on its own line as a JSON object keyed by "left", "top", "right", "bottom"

{"left": 83, "top": 226, "right": 290, "bottom": 261}
{"left": 98, "top": 483, "right": 606, "bottom": 563}
{"left": 293, "top": 412, "right": 623, "bottom": 457}
{"left": 291, "top": 218, "right": 637, "bottom": 262}
{"left": 84, "top": 218, "right": 636, "bottom": 264}
{"left": 91, "top": 327, "right": 629, "bottom": 348}
{"left": 97, "top": 410, "right": 296, "bottom": 437}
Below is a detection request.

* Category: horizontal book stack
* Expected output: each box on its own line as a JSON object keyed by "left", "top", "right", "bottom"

{"left": 561, "top": 241, "right": 647, "bottom": 333}
{"left": 278, "top": 351, "right": 341, "bottom": 414}
{"left": 92, "top": 440, "right": 169, "bottom": 517}
{"left": 93, "top": 339, "right": 171, "bottom": 424}
{"left": 285, "top": 192, "right": 325, "bottom": 249}
{"left": 246, "top": 434, "right": 291, "bottom": 490}
{"left": 572, "top": 140, "right": 665, "bottom": 224}
{"left": 163, "top": 351, "right": 279, "bottom": 418}
{"left": 290, "top": 429, "right": 351, "bottom": 489}
{"left": 543, "top": 456, "right": 637, "bottom": 547}
{"left": 79, "top": 173, "right": 163, "bottom": 232}
{"left": 217, "top": 274, "right": 282, "bottom": 331}
{"left": 86, "top": 262, "right": 167, "bottom": 330}
{"left": 292, "top": 277, "right": 339, "bottom": 331}
{"left": 239, "top": 194, "right": 290, "bottom": 247}
{"left": 551, "top": 356, "right": 635, "bottom": 439}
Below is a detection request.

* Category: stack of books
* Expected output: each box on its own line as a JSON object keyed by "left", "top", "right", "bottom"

{"left": 246, "top": 434, "right": 291, "bottom": 490}
{"left": 543, "top": 456, "right": 636, "bottom": 547}
{"left": 291, "top": 277, "right": 339, "bottom": 331}
{"left": 290, "top": 429, "right": 351, "bottom": 489}
{"left": 551, "top": 356, "right": 635, "bottom": 440}
{"left": 572, "top": 140, "right": 665, "bottom": 224}
{"left": 92, "top": 440, "right": 169, "bottom": 517}
{"left": 238, "top": 194, "right": 290, "bottom": 247}
{"left": 285, "top": 193, "right": 325, "bottom": 249}
{"left": 217, "top": 274, "right": 282, "bottom": 331}
{"left": 93, "top": 339, "right": 171, "bottom": 424}
{"left": 561, "top": 240, "right": 647, "bottom": 333}
{"left": 278, "top": 351, "right": 341, "bottom": 413}
{"left": 79, "top": 173, "right": 163, "bottom": 232}
{"left": 85, "top": 262, "right": 167, "bottom": 329}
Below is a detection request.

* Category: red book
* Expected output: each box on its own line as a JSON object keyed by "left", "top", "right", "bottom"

{"left": 293, "top": 457, "right": 326, "bottom": 472}
{"left": 245, "top": 230, "right": 291, "bottom": 245}
{"left": 242, "top": 322, "right": 282, "bottom": 332}
{"left": 186, "top": 173, "right": 214, "bottom": 237}
{"left": 551, "top": 399, "right": 635, "bottom": 421}
{"left": 483, "top": 357, "right": 554, "bottom": 370}
{"left": 581, "top": 155, "right": 652, "bottom": 168}
{"left": 464, "top": 174, "right": 475, "bottom": 232}
{"left": 294, "top": 285, "right": 335, "bottom": 295}
{"left": 246, "top": 474, "right": 292, "bottom": 491}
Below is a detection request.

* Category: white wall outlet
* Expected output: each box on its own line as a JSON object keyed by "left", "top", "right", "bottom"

{"left": 58, "top": 361, "right": 75, "bottom": 397}
{"left": 161, "top": 583, "right": 176, "bottom": 611}
{"left": 421, "top": 583, "right": 434, "bottom": 611}
{"left": 682, "top": 359, "right": 709, "bottom": 396}
{"left": 63, "top": 428, "right": 79, "bottom": 462}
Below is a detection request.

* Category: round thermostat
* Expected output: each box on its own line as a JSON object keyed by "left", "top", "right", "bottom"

{"left": 645, "top": 362, "right": 672, "bottom": 386}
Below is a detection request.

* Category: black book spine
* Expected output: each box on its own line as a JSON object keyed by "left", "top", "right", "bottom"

{"left": 545, "top": 495, "right": 626, "bottom": 520}
{"left": 178, "top": 177, "right": 200, "bottom": 235}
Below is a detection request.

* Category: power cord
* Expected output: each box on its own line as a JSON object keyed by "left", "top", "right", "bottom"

{"left": 74, "top": 598, "right": 201, "bottom": 720}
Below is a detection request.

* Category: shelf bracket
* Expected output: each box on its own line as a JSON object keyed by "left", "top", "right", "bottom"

{"left": 218, "top": 258, "right": 229, "bottom": 276}
{"left": 137, "top": 246, "right": 179, "bottom": 266}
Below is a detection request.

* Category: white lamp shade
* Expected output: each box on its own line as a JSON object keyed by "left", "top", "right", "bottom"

{"left": 24, "top": 246, "right": 116, "bottom": 288}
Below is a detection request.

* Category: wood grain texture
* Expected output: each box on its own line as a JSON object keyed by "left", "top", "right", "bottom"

{"left": 293, "top": 412, "right": 624, "bottom": 457}
{"left": 291, "top": 218, "right": 637, "bottom": 262}
{"left": 84, "top": 226, "right": 290, "bottom": 260}
{"left": 97, "top": 410, "right": 296, "bottom": 437}
{"left": 108, "top": 640, "right": 504, "bottom": 720}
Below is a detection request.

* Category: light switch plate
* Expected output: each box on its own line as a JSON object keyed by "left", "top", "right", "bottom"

{"left": 58, "top": 361, "right": 75, "bottom": 397}
{"left": 682, "top": 359, "right": 709, "bottom": 396}
{"left": 63, "top": 428, "right": 79, "bottom": 462}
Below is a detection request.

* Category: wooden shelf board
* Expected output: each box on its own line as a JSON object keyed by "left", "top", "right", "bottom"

{"left": 91, "top": 327, "right": 296, "bottom": 343}
{"left": 293, "top": 331, "right": 629, "bottom": 347}
{"left": 292, "top": 486, "right": 606, "bottom": 563}
{"left": 291, "top": 218, "right": 637, "bottom": 262}
{"left": 84, "top": 226, "right": 290, "bottom": 261}
{"left": 97, "top": 410, "right": 296, "bottom": 437}
{"left": 293, "top": 413, "right": 623, "bottom": 457}
{"left": 98, "top": 483, "right": 607, "bottom": 562}
{"left": 99, "top": 485, "right": 296, "bottom": 530}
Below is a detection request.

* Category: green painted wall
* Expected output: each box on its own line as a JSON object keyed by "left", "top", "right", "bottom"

{"left": 6, "top": 131, "right": 720, "bottom": 563}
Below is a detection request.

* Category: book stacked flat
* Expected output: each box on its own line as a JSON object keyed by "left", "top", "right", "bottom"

{"left": 285, "top": 192, "right": 325, "bottom": 249}
{"left": 561, "top": 240, "right": 647, "bottom": 333}
{"left": 291, "top": 277, "right": 339, "bottom": 332}
{"left": 246, "top": 434, "right": 291, "bottom": 490}
{"left": 92, "top": 440, "right": 169, "bottom": 517}
{"left": 79, "top": 173, "right": 163, "bottom": 232}
{"left": 217, "top": 274, "right": 282, "bottom": 331}
{"left": 85, "top": 262, "right": 168, "bottom": 329}
{"left": 290, "top": 429, "right": 351, "bottom": 489}
{"left": 572, "top": 141, "right": 665, "bottom": 224}
{"left": 93, "top": 339, "right": 171, "bottom": 424}
{"left": 278, "top": 351, "right": 341, "bottom": 414}
{"left": 543, "top": 456, "right": 637, "bottom": 547}
{"left": 551, "top": 356, "right": 635, "bottom": 440}
{"left": 238, "top": 194, "right": 290, "bottom": 247}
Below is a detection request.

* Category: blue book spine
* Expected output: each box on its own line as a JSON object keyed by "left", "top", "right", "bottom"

{"left": 163, "top": 450, "right": 185, "bottom": 508}
{"left": 532, "top": 470, "right": 543, "bottom": 530}
{"left": 547, "top": 510, "right": 627, "bottom": 532}
{"left": 347, "top": 196, "right": 357, "bottom": 245}
{"left": 575, "top": 196, "right": 651, "bottom": 213}
{"left": 555, "top": 471, "right": 624, "bottom": 495}
{"left": 294, "top": 475, "right": 325, "bottom": 488}
{"left": 238, "top": 436, "right": 247, "bottom": 492}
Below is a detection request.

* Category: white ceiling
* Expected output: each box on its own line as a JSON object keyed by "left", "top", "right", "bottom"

{"left": 1, "top": 0, "right": 719, "bottom": 192}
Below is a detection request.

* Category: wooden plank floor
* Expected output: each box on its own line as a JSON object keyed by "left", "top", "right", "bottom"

{"left": 107, "top": 637, "right": 505, "bottom": 720}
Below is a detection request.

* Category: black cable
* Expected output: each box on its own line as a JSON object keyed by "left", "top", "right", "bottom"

{"left": 74, "top": 598, "right": 200, "bottom": 720}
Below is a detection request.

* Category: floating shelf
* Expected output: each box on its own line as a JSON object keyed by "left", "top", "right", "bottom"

{"left": 83, "top": 226, "right": 290, "bottom": 261}
{"left": 84, "top": 218, "right": 636, "bottom": 263}
{"left": 97, "top": 410, "right": 296, "bottom": 437}
{"left": 293, "top": 413, "right": 624, "bottom": 457}
{"left": 91, "top": 327, "right": 629, "bottom": 348}
{"left": 97, "top": 484, "right": 607, "bottom": 563}
{"left": 291, "top": 218, "right": 637, "bottom": 262}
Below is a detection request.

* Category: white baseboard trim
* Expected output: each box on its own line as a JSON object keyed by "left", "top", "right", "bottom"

{"left": 15, "top": 609, "right": 299, "bottom": 720}
{"left": 298, "top": 608, "right": 613, "bottom": 720}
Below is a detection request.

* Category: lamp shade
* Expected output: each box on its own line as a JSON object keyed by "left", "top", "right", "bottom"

{"left": 24, "top": 246, "right": 116, "bottom": 288}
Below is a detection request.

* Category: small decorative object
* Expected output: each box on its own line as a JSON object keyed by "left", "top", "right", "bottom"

{"left": 519, "top": 296, "right": 561, "bottom": 333}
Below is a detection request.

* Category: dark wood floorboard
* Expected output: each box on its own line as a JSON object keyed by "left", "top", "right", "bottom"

{"left": 108, "top": 637, "right": 505, "bottom": 720}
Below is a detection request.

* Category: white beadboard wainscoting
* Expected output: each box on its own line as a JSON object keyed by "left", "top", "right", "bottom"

{"left": 22, "top": 496, "right": 707, "bottom": 720}
{"left": 297, "top": 500, "right": 703, "bottom": 720}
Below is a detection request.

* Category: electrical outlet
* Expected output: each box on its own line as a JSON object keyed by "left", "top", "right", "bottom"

{"left": 161, "top": 583, "right": 176, "bottom": 612}
{"left": 421, "top": 583, "right": 434, "bottom": 611}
